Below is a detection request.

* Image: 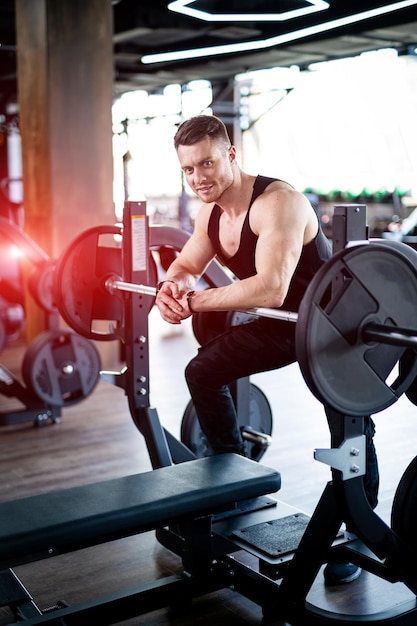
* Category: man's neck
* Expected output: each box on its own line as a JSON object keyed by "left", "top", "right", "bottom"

{"left": 216, "top": 171, "right": 256, "bottom": 218}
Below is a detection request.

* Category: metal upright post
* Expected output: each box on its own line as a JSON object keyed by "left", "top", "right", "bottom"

{"left": 332, "top": 204, "right": 368, "bottom": 254}
{"left": 122, "top": 201, "right": 173, "bottom": 468}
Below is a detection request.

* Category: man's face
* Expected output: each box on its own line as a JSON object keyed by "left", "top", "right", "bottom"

{"left": 177, "top": 137, "right": 235, "bottom": 203}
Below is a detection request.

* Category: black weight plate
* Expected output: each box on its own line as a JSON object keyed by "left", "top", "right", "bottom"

{"left": 1, "top": 302, "right": 24, "bottom": 342}
{"left": 372, "top": 238, "right": 417, "bottom": 265}
{"left": 296, "top": 243, "right": 417, "bottom": 416}
{"left": 0, "top": 319, "right": 6, "bottom": 354}
{"left": 399, "top": 350, "right": 417, "bottom": 406}
{"left": 22, "top": 329, "right": 101, "bottom": 407}
{"left": 192, "top": 308, "right": 258, "bottom": 345}
{"left": 54, "top": 226, "right": 157, "bottom": 341}
{"left": 391, "top": 455, "right": 417, "bottom": 551}
{"left": 377, "top": 240, "right": 417, "bottom": 407}
{"left": 54, "top": 226, "right": 123, "bottom": 340}
{"left": 180, "top": 383, "right": 273, "bottom": 462}
{"left": 28, "top": 261, "right": 57, "bottom": 313}
{"left": 192, "top": 310, "right": 231, "bottom": 345}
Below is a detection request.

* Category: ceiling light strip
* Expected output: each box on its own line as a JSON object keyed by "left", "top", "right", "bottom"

{"left": 142, "top": 0, "right": 417, "bottom": 64}
{"left": 167, "top": 0, "right": 329, "bottom": 22}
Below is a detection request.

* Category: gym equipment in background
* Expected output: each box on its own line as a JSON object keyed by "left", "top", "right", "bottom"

{"left": 0, "top": 218, "right": 101, "bottom": 427}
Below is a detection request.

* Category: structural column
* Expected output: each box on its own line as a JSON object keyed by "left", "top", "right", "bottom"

{"left": 15, "top": 0, "right": 114, "bottom": 341}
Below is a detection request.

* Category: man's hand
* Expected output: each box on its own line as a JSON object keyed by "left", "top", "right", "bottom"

{"left": 155, "top": 281, "right": 192, "bottom": 324}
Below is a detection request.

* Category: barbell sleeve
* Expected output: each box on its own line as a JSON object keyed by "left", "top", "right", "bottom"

{"left": 105, "top": 278, "right": 158, "bottom": 298}
{"left": 363, "top": 322, "right": 417, "bottom": 350}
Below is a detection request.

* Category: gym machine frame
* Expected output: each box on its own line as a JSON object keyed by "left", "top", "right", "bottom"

{"left": 2, "top": 203, "right": 417, "bottom": 624}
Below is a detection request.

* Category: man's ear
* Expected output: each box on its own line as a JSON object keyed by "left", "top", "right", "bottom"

{"left": 229, "top": 145, "right": 237, "bottom": 163}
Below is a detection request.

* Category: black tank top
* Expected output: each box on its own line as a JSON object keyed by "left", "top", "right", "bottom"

{"left": 207, "top": 175, "right": 332, "bottom": 311}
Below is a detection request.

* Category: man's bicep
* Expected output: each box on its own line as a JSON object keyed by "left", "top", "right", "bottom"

{"left": 255, "top": 225, "right": 303, "bottom": 289}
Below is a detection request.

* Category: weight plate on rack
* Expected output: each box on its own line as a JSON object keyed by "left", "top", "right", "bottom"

{"left": 22, "top": 329, "right": 101, "bottom": 407}
{"left": 0, "top": 318, "right": 6, "bottom": 354}
{"left": 28, "top": 261, "right": 57, "bottom": 313}
{"left": 192, "top": 310, "right": 231, "bottom": 345}
{"left": 180, "top": 383, "right": 273, "bottom": 461}
{"left": 192, "top": 308, "right": 258, "bottom": 345}
{"left": 296, "top": 243, "right": 417, "bottom": 416}
{"left": 54, "top": 225, "right": 157, "bottom": 341}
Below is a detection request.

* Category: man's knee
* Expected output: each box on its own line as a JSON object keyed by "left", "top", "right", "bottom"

{"left": 185, "top": 358, "right": 201, "bottom": 388}
{"left": 185, "top": 355, "right": 223, "bottom": 389}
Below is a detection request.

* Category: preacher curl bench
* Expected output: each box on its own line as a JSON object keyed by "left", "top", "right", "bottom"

{"left": 0, "top": 454, "right": 281, "bottom": 624}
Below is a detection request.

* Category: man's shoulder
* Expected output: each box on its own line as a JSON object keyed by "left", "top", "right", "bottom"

{"left": 255, "top": 180, "right": 303, "bottom": 203}
{"left": 194, "top": 202, "right": 217, "bottom": 230}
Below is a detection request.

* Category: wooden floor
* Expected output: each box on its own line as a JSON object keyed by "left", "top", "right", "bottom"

{"left": 1, "top": 308, "right": 417, "bottom": 624}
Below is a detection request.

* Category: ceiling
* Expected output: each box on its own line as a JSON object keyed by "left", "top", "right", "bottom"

{"left": 0, "top": 0, "right": 417, "bottom": 108}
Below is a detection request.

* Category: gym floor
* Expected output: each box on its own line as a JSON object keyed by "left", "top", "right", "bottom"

{"left": 0, "top": 308, "right": 416, "bottom": 625}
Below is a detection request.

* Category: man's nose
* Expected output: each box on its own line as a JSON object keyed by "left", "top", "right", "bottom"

{"left": 193, "top": 168, "right": 206, "bottom": 184}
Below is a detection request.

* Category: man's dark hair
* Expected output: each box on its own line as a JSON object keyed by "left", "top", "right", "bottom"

{"left": 174, "top": 115, "right": 230, "bottom": 150}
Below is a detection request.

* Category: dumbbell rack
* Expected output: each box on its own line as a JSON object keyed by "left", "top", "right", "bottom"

{"left": 0, "top": 362, "right": 61, "bottom": 426}
{"left": 0, "top": 218, "right": 102, "bottom": 427}
{"left": 0, "top": 218, "right": 59, "bottom": 426}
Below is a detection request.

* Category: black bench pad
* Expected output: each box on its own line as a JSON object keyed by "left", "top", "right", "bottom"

{"left": 0, "top": 454, "right": 280, "bottom": 568}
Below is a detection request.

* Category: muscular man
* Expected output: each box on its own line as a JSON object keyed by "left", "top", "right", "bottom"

{"left": 156, "top": 114, "right": 378, "bottom": 585}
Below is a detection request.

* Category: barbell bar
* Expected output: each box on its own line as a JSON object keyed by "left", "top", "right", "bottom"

{"left": 106, "top": 276, "right": 417, "bottom": 351}
{"left": 105, "top": 277, "right": 299, "bottom": 323}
